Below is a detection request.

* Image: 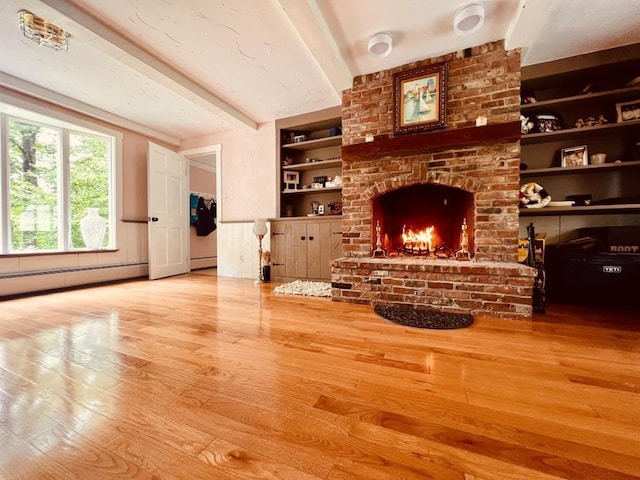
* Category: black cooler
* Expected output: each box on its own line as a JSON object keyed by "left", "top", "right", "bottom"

{"left": 545, "top": 226, "right": 640, "bottom": 309}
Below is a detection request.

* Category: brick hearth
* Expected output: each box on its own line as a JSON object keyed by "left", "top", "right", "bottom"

{"left": 332, "top": 258, "right": 535, "bottom": 318}
{"left": 331, "top": 41, "right": 536, "bottom": 319}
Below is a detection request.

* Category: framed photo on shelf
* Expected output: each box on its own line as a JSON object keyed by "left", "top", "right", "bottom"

{"left": 561, "top": 145, "right": 588, "bottom": 167}
{"left": 615, "top": 99, "right": 640, "bottom": 123}
{"left": 393, "top": 62, "right": 447, "bottom": 135}
{"left": 328, "top": 201, "right": 342, "bottom": 215}
{"left": 283, "top": 171, "right": 299, "bottom": 190}
{"left": 535, "top": 113, "right": 562, "bottom": 132}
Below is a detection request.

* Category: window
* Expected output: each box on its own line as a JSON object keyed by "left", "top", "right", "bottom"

{"left": 1, "top": 105, "right": 116, "bottom": 254}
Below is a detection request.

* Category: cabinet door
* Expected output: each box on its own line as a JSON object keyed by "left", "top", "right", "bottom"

{"left": 270, "top": 221, "right": 287, "bottom": 278}
{"left": 318, "top": 220, "right": 343, "bottom": 279}
{"left": 306, "top": 222, "right": 322, "bottom": 279}
{"left": 292, "top": 222, "right": 308, "bottom": 278}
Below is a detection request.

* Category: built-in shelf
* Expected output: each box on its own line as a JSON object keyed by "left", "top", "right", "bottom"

{"left": 283, "top": 186, "right": 342, "bottom": 195}
{"left": 282, "top": 135, "right": 342, "bottom": 151}
{"left": 520, "top": 84, "right": 640, "bottom": 112}
{"left": 521, "top": 160, "right": 640, "bottom": 177}
{"left": 341, "top": 122, "right": 520, "bottom": 157}
{"left": 282, "top": 159, "right": 342, "bottom": 171}
{"left": 519, "top": 204, "right": 640, "bottom": 216}
{"left": 521, "top": 119, "right": 640, "bottom": 144}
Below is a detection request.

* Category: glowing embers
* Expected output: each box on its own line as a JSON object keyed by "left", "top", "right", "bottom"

{"left": 402, "top": 225, "right": 435, "bottom": 254}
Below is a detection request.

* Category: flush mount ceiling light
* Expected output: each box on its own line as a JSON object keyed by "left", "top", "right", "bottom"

{"left": 18, "top": 10, "right": 70, "bottom": 51}
{"left": 453, "top": 3, "right": 485, "bottom": 36}
{"left": 368, "top": 32, "right": 392, "bottom": 58}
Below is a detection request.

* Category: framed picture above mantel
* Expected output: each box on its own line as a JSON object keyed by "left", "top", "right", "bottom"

{"left": 393, "top": 62, "right": 448, "bottom": 135}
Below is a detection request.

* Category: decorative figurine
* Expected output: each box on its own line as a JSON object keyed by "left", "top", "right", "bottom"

{"left": 519, "top": 182, "right": 551, "bottom": 208}
{"left": 520, "top": 114, "right": 534, "bottom": 134}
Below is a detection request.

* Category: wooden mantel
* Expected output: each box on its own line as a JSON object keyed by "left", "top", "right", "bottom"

{"left": 341, "top": 121, "right": 520, "bottom": 157}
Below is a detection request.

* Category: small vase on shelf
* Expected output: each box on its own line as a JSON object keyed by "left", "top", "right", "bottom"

{"left": 80, "top": 208, "right": 107, "bottom": 249}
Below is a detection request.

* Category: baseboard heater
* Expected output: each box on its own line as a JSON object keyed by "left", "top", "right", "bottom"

{"left": 0, "top": 262, "right": 148, "bottom": 280}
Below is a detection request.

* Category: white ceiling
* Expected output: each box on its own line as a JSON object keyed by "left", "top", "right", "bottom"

{"left": 1, "top": 0, "right": 639, "bottom": 146}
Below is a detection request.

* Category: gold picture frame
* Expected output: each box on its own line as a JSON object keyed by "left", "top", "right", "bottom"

{"left": 393, "top": 62, "right": 447, "bottom": 135}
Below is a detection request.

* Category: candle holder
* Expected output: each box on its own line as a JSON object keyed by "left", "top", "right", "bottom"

{"left": 372, "top": 220, "right": 387, "bottom": 257}
{"left": 455, "top": 218, "right": 471, "bottom": 260}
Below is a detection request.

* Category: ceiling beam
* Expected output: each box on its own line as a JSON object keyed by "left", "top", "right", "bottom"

{"left": 38, "top": 0, "right": 258, "bottom": 131}
{"left": 505, "top": 0, "right": 555, "bottom": 63}
{"left": 276, "top": 0, "right": 353, "bottom": 95}
{"left": 0, "top": 71, "right": 181, "bottom": 146}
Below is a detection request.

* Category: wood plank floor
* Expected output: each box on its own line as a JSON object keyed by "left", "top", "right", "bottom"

{"left": 1, "top": 272, "right": 639, "bottom": 479}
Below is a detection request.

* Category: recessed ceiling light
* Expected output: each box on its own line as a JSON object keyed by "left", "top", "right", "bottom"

{"left": 454, "top": 4, "right": 485, "bottom": 36}
{"left": 368, "top": 32, "right": 392, "bottom": 58}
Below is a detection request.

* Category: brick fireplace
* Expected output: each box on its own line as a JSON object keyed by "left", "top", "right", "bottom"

{"left": 331, "top": 41, "right": 536, "bottom": 320}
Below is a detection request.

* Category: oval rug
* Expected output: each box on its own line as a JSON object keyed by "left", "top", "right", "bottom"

{"left": 374, "top": 305, "right": 473, "bottom": 329}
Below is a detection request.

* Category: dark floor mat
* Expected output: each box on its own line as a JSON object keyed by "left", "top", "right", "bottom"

{"left": 374, "top": 305, "right": 473, "bottom": 329}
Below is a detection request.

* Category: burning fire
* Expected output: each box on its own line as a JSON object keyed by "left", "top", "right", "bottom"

{"left": 402, "top": 225, "right": 434, "bottom": 252}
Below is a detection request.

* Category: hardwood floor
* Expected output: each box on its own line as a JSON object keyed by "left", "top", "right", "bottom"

{"left": 1, "top": 272, "right": 639, "bottom": 479}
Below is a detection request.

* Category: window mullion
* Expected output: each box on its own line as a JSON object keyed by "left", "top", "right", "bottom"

{"left": 60, "top": 128, "right": 70, "bottom": 250}
{"left": 0, "top": 114, "right": 7, "bottom": 254}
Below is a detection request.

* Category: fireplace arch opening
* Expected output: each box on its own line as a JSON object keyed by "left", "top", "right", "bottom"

{"left": 372, "top": 183, "right": 475, "bottom": 258}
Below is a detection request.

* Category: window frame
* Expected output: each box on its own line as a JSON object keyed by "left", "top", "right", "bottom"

{"left": 0, "top": 93, "right": 122, "bottom": 255}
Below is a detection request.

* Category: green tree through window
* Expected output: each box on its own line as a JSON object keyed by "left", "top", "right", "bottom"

{"left": 4, "top": 111, "right": 114, "bottom": 253}
{"left": 8, "top": 119, "right": 59, "bottom": 251}
{"left": 70, "top": 133, "right": 110, "bottom": 249}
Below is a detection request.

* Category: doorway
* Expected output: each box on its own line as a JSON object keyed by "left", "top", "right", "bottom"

{"left": 180, "top": 145, "right": 220, "bottom": 271}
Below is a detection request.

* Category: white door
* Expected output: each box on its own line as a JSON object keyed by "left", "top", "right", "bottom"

{"left": 147, "top": 142, "right": 189, "bottom": 280}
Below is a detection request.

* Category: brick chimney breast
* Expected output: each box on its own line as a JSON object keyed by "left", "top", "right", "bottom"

{"left": 332, "top": 41, "right": 536, "bottom": 320}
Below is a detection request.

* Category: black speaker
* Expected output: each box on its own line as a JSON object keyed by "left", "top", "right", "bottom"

{"left": 262, "top": 265, "right": 271, "bottom": 282}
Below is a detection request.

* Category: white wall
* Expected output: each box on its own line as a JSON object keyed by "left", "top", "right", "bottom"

{"left": 0, "top": 221, "right": 149, "bottom": 296}
{"left": 182, "top": 122, "right": 277, "bottom": 279}
{"left": 0, "top": 88, "right": 157, "bottom": 297}
{"left": 216, "top": 222, "right": 271, "bottom": 280}
{"left": 0, "top": 90, "right": 278, "bottom": 295}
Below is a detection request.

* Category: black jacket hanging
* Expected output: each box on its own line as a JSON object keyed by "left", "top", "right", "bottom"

{"left": 196, "top": 197, "right": 216, "bottom": 236}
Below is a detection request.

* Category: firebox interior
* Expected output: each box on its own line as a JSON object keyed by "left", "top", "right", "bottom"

{"left": 372, "top": 183, "right": 474, "bottom": 257}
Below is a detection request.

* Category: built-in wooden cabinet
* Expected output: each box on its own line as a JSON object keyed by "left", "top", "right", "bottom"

{"left": 519, "top": 44, "right": 640, "bottom": 243}
{"left": 270, "top": 217, "right": 342, "bottom": 282}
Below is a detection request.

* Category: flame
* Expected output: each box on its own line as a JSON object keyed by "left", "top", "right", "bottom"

{"left": 402, "top": 225, "right": 434, "bottom": 251}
